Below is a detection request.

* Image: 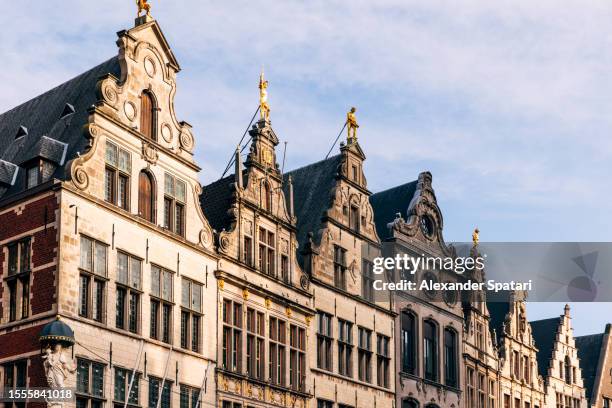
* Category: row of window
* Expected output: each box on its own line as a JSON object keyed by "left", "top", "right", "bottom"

{"left": 242, "top": 227, "right": 290, "bottom": 283}
{"left": 221, "top": 299, "right": 306, "bottom": 391}
{"left": 401, "top": 310, "right": 459, "bottom": 388}
{"left": 316, "top": 311, "right": 390, "bottom": 388}
{"left": 105, "top": 141, "right": 186, "bottom": 237}
{"left": 75, "top": 357, "right": 200, "bottom": 408}
{"left": 466, "top": 368, "right": 496, "bottom": 408}
{"left": 78, "top": 236, "right": 203, "bottom": 352}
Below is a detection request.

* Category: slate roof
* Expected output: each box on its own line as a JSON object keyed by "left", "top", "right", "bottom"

{"left": 0, "top": 56, "right": 120, "bottom": 198}
{"left": 369, "top": 181, "right": 418, "bottom": 241}
{"left": 575, "top": 333, "right": 605, "bottom": 404}
{"left": 486, "top": 300, "right": 510, "bottom": 346}
{"left": 530, "top": 317, "right": 562, "bottom": 379}
{"left": 283, "top": 154, "right": 343, "bottom": 253}
{"left": 200, "top": 173, "right": 237, "bottom": 233}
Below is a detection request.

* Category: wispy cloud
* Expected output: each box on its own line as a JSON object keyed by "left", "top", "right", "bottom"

{"left": 1, "top": 0, "right": 611, "bottom": 241}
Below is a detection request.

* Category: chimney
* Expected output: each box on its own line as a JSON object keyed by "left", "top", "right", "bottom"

{"left": 288, "top": 175, "right": 294, "bottom": 218}
{"left": 235, "top": 146, "right": 243, "bottom": 189}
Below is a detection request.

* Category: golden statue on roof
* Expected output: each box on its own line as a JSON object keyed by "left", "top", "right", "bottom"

{"left": 472, "top": 227, "right": 480, "bottom": 247}
{"left": 137, "top": 0, "right": 151, "bottom": 17}
{"left": 259, "top": 70, "right": 270, "bottom": 121}
{"left": 347, "top": 107, "right": 359, "bottom": 142}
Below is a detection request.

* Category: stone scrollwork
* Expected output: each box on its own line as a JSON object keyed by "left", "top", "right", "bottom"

{"left": 68, "top": 123, "right": 101, "bottom": 191}
{"left": 179, "top": 129, "right": 194, "bottom": 152}
{"left": 142, "top": 141, "right": 159, "bottom": 164}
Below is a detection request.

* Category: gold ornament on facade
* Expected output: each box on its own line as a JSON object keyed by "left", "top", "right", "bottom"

{"left": 136, "top": 0, "right": 151, "bottom": 16}
{"left": 242, "top": 288, "right": 249, "bottom": 300}
{"left": 285, "top": 307, "right": 292, "bottom": 318}
{"left": 305, "top": 315, "right": 312, "bottom": 327}
{"left": 265, "top": 297, "right": 271, "bottom": 309}
{"left": 218, "top": 278, "right": 225, "bottom": 290}
{"left": 261, "top": 147, "right": 273, "bottom": 167}
{"left": 259, "top": 70, "right": 270, "bottom": 121}
{"left": 246, "top": 383, "right": 253, "bottom": 397}
{"left": 347, "top": 106, "right": 359, "bottom": 142}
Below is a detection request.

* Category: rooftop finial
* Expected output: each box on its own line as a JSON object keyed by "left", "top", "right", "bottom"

{"left": 472, "top": 227, "right": 480, "bottom": 248}
{"left": 259, "top": 69, "right": 270, "bottom": 121}
{"left": 137, "top": 0, "right": 151, "bottom": 17}
{"left": 347, "top": 107, "right": 359, "bottom": 143}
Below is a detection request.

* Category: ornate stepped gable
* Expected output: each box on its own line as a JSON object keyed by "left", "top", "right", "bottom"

{"left": 575, "top": 325, "right": 611, "bottom": 408}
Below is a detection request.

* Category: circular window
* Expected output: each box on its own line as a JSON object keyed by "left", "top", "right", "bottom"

{"left": 420, "top": 215, "right": 435, "bottom": 238}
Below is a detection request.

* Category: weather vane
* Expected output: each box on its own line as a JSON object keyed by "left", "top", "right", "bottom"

{"left": 347, "top": 107, "right": 359, "bottom": 143}
{"left": 137, "top": 0, "right": 151, "bottom": 17}
{"left": 259, "top": 69, "right": 270, "bottom": 121}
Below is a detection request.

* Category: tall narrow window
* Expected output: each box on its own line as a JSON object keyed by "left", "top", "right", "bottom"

{"left": 424, "top": 320, "right": 438, "bottom": 382}
{"left": 362, "top": 260, "right": 375, "bottom": 302}
{"left": 164, "top": 173, "right": 187, "bottom": 236}
{"left": 222, "top": 299, "right": 242, "bottom": 372}
{"left": 5, "top": 238, "right": 31, "bottom": 322}
{"left": 180, "top": 279, "right": 203, "bottom": 353}
{"left": 3, "top": 360, "right": 28, "bottom": 408}
{"left": 180, "top": 385, "right": 200, "bottom": 408}
{"left": 262, "top": 182, "right": 272, "bottom": 211}
{"left": 148, "top": 377, "right": 172, "bottom": 408}
{"left": 116, "top": 252, "right": 142, "bottom": 334}
{"left": 401, "top": 311, "right": 417, "bottom": 375}
{"left": 150, "top": 265, "right": 173, "bottom": 343}
{"left": 76, "top": 358, "right": 105, "bottom": 408}
{"left": 290, "top": 324, "right": 306, "bottom": 391}
{"left": 358, "top": 327, "right": 372, "bottom": 383}
{"left": 444, "top": 328, "right": 458, "bottom": 387}
{"left": 317, "top": 311, "right": 333, "bottom": 371}
{"left": 349, "top": 205, "right": 360, "bottom": 232}
{"left": 467, "top": 368, "right": 475, "bottom": 408}
{"left": 565, "top": 355, "right": 572, "bottom": 384}
{"left": 258, "top": 228, "right": 275, "bottom": 276}
{"left": 334, "top": 246, "right": 347, "bottom": 290}
{"left": 338, "top": 319, "right": 353, "bottom": 377}
{"left": 246, "top": 308, "right": 265, "bottom": 380}
{"left": 138, "top": 171, "right": 155, "bottom": 222}
{"left": 269, "top": 317, "right": 286, "bottom": 386}
{"left": 376, "top": 334, "right": 390, "bottom": 388}
{"left": 140, "top": 91, "right": 156, "bottom": 140}
{"left": 79, "top": 236, "right": 107, "bottom": 322}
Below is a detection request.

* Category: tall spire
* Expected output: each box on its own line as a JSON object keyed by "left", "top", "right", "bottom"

{"left": 259, "top": 69, "right": 270, "bottom": 121}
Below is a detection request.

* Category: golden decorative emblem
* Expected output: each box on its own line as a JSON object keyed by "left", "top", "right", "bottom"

{"left": 347, "top": 106, "right": 359, "bottom": 142}
{"left": 285, "top": 307, "right": 292, "bottom": 318}
{"left": 265, "top": 297, "right": 271, "bottom": 309}
{"left": 259, "top": 70, "right": 270, "bottom": 121}
{"left": 136, "top": 0, "right": 151, "bottom": 16}
{"left": 242, "top": 288, "right": 249, "bottom": 300}
{"left": 218, "top": 278, "right": 225, "bottom": 290}
{"left": 472, "top": 227, "right": 480, "bottom": 247}
{"left": 305, "top": 316, "right": 312, "bottom": 327}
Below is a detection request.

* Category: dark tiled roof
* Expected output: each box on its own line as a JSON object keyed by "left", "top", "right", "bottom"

{"left": 283, "top": 155, "right": 343, "bottom": 254}
{"left": 200, "top": 174, "right": 237, "bottom": 233}
{"left": 0, "top": 56, "right": 120, "bottom": 198}
{"left": 369, "top": 181, "right": 418, "bottom": 240}
{"left": 486, "top": 300, "right": 510, "bottom": 346}
{"left": 0, "top": 160, "right": 19, "bottom": 186}
{"left": 530, "top": 317, "right": 561, "bottom": 379}
{"left": 576, "top": 333, "right": 605, "bottom": 404}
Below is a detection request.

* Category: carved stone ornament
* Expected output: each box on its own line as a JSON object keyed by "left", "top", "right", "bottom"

{"left": 179, "top": 129, "right": 194, "bottom": 152}
{"left": 69, "top": 124, "right": 101, "bottom": 190}
{"left": 142, "top": 142, "right": 159, "bottom": 164}
{"left": 43, "top": 344, "right": 76, "bottom": 408}
{"left": 300, "top": 274, "right": 310, "bottom": 290}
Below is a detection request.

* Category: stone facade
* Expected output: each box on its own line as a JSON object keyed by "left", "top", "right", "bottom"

{"left": 576, "top": 324, "right": 612, "bottom": 408}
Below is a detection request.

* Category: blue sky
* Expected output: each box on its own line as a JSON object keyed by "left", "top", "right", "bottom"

{"left": 1, "top": 1, "right": 611, "bottom": 335}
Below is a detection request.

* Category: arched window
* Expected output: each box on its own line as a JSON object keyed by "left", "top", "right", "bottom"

{"left": 444, "top": 328, "right": 458, "bottom": 387}
{"left": 402, "top": 399, "right": 419, "bottom": 408}
{"left": 401, "top": 310, "right": 417, "bottom": 375}
{"left": 140, "top": 91, "right": 156, "bottom": 140}
{"left": 261, "top": 182, "right": 272, "bottom": 211}
{"left": 423, "top": 319, "right": 438, "bottom": 382}
{"left": 138, "top": 171, "right": 155, "bottom": 222}
{"left": 565, "top": 355, "right": 572, "bottom": 384}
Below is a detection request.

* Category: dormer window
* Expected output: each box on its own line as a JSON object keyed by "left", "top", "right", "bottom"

{"left": 26, "top": 164, "right": 40, "bottom": 189}
{"left": 140, "top": 91, "right": 157, "bottom": 141}
{"left": 164, "top": 173, "right": 186, "bottom": 236}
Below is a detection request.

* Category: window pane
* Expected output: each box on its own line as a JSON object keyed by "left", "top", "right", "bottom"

{"left": 117, "top": 252, "right": 128, "bottom": 284}
{"left": 162, "top": 271, "right": 172, "bottom": 301}
{"left": 77, "top": 360, "right": 89, "bottom": 393}
{"left": 192, "top": 283, "right": 202, "bottom": 313}
{"left": 151, "top": 266, "right": 160, "bottom": 296}
{"left": 165, "top": 174, "right": 175, "bottom": 196}
{"left": 105, "top": 142, "right": 118, "bottom": 166}
{"left": 92, "top": 363, "right": 104, "bottom": 397}
{"left": 94, "top": 242, "right": 107, "bottom": 276}
{"left": 119, "top": 149, "right": 131, "bottom": 172}
{"left": 176, "top": 180, "right": 186, "bottom": 202}
{"left": 182, "top": 279, "right": 190, "bottom": 308}
{"left": 130, "top": 258, "right": 142, "bottom": 289}
{"left": 80, "top": 237, "right": 92, "bottom": 271}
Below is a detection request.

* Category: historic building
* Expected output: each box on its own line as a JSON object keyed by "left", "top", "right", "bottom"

{"left": 369, "top": 173, "right": 464, "bottom": 408}
{"left": 575, "top": 324, "right": 612, "bottom": 408}
{"left": 488, "top": 293, "right": 546, "bottom": 408}
{"left": 0, "top": 12, "right": 219, "bottom": 408}
{"left": 285, "top": 135, "right": 396, "bottom": 408}
{"left": 530, "top": 306, "right": 587, "bottom": 408}
{"left": 200, "top": 112, "right": 314, "bottom": 407}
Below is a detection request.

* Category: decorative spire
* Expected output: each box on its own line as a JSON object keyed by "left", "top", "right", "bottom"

{"left": 472, "top": 227, "right": 480, "bottom": 248}
{"left": 259, "top": 69, "right": 270, "bottom": 121}
{"left": 346, "top": 106, "right": 359, "bottom": 143}
{"left": 136, "top": 0, "right": 151, "bottom": 17}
